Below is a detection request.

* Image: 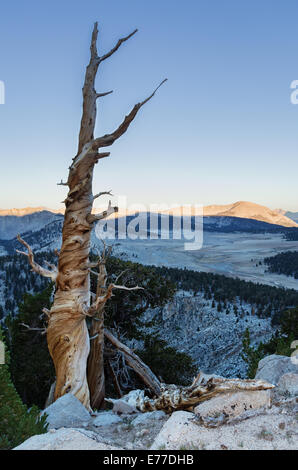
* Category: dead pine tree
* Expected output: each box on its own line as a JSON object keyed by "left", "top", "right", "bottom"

{"left": 17, "top": 22, "right": 166, "bottom": 411}
{"left": 17, "top": 22, "right": 274, "bottom": 413}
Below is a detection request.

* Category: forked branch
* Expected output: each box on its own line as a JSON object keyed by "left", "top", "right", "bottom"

{"left": 87, "top": 200, "right": 118, "bottom": 224}
{"left": 93, "top": 190, "right": 113, "bottom": 200}
{"left": 16, "top": 235, "right": 58, "bottom": 282}
{"left": 86, "top": 281, "right": 143, "bottom": 318}
{"left": 91, "top": 79, "right": 168, "bottom": 150}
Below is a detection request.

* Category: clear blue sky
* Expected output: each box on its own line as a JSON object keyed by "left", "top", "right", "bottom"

{"left": 1, "top": 0, "right": 298, "bottom": 211}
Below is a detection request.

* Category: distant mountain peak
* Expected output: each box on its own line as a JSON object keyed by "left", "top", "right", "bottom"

{"left": 0, "top": 207, "right": 64, "bottom": 216}
{"left": 0, "top": 201, "right": 297, "bottom": 229}
{"left": 203, "top": 201, "right": 298, "bottom": 228}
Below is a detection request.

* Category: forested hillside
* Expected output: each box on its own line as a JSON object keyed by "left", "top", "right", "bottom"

{"left": 1, "top": 251, "right": 298, "bottom": 328}
{"left": 264, "top": 251, "right": 298, "bottom": 279}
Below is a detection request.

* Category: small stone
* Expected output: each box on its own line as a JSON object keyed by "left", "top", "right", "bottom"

{"left": 112, "top": 400, "right": 137, "bottom": 415}
{"left": 131, "top": 410, "right": 166, "bottom": 426}
{"left": 136, "top": 429, "right": 150, "bottom": 438}
{"left": 93, "top": 411, "right": 123, "bottom": 427}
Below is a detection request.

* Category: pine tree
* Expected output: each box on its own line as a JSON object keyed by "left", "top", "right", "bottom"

{"left": 0, "top": 325, "right": 48, "bottom": 450}
{"left": 5, "top": 285, "right": 55, "bottom": 408}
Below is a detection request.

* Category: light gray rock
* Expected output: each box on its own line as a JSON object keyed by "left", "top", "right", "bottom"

{"left": 41, "top": 393, "right": 91, "bottom": 429}
{"left": 93, "top": 411, "right": 123, "bottom": 427}
{"left": 110, "top": 399, "right": 137, "bottom": 415}
{"left": 14, "top": 428, "right": 122, "bottom": 450}
{"left": 151, "top": 409, "right": 297, "bottom": 450}
{"left": 255, "top": 355, "right": 298, "bottom": 385}
{"left": 131, "top": 410, "right": 166, "bottom": 426}
{"left": 106, "top": 389, "right": 143, "bottom": 414}
{"left": 277, "top": 373, "right": 298, "bottom": 397}
{"left": 194, "top": 390, "right": 271, "bottom": 426}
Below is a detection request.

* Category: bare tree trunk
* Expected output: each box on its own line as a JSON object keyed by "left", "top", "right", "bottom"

{"left": 17, "top": 22, "right": 166, "bottom": 410}
{"left": 87, "top": 251, "right": 109, "bottom": 409}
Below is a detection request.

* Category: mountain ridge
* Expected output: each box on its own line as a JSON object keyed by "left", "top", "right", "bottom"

{"left": 0, "top": 201, "right": 296, "bottom": 241}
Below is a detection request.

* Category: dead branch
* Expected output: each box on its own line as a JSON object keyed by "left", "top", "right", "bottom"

{"left": 104, "top": 328, "right": 161, "bottom": 396}
{"left": 107, "top": 359, "right": 123, "bottom": 398}
{"left": 19, "top": 22, "right": 167, "bottom": 410}
{"left": 93, "top": 190, "right": 113, "bottom": 200}
{"left": 97, "top": 29, "right": 138, "bottom": 63}
{"left": 57, "top": 179, "right": 68, "bottom": 186}
{"left": 117, "top": 373, "right": 275, "bottom": 413}
{"left": 16, "top": 235, "right": 58, "bottom": 282}
{"left": 91, "top": 79, "right": 168, "bottom": 151}
{"left": 111, "top": 284, "right": 144, "bottom": 292}
{"left": 87, "top": 200, "right": 118, "bottom": 224}
{"left": 20, "top": 323, "right": 47, "bottom": 335}
{"left": 96, "top": 91, "right": 113, "bottom": 98}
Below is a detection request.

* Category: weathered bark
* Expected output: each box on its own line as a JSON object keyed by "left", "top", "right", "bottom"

{"left": 17, "top": 22, "right": 166, "bottom": 410}
{"left": 108, "top": 372, "right": 275, "bottom": 413}
{"left": 87, "top": 248, "right": 109, "bottom": 409}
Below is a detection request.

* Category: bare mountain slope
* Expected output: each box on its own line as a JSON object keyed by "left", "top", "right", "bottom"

{"left": 203, "top": 201, "right": 298, "bottom": 228}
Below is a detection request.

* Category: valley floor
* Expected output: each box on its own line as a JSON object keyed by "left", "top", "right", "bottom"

{"left": 107, "top": 232, "right": 298, "bottom": 290}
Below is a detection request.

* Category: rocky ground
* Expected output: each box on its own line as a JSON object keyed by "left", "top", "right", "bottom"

{"left": 138, "top": 291, "right": 274, "bottom": 378}
{"left": 14, "top": 355, "right": 298, "bottom": 451}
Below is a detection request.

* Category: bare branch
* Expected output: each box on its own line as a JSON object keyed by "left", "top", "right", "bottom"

{"left": 89, "top": 333, "right": 99, "bottom": 341}
{"left": 16, "top": 235, "right": 58, "bottom": 282}
{"left": 98, "top": 29, "right": 138, "bottom": 63}
{"left": 20, "top": 323, "right": 47, "bottom": 335}
{"left": 86, "top": 284, "right": 114, "bottom": 317}
{"left": 89, "top": 269, "right": 99, "bottom": 277}
{"left": 96, "top": 90, "right": 113, "bottom": 98}
{"left": 93, "top": 190, "right": 113, "bottom": 200}
{"left": 113, "top": 269, "right": 129, "bottom": 284}
{"left": 110, "top": 284, "right": 144, "bottom": 292}
{"left": 86, "top": 277, "right": 143, "bottom": 319}
{"left": 90, "top": 21, "right": 99, "bottom": 58}
{"left": 93, "top": 152, "right": 111, "bottom": 164}
{"left": 91, "top": 79, "right": 168, "bottom": 150}
{"left": 44, "top": 260, "right": 58, "bottom": 271}
{"left": 107, "top": 359, "right": 123, "bottom": 398}
{"left": 57, "top": 179, "right": 68, "bottom": 186}
{"left": 87, "top": 200, "right": 118, "bottom": 224}
{"left": 104, "top": 328, "right": 161, "bottom": 396}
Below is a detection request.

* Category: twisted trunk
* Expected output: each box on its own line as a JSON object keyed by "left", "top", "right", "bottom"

{"left": 17, "top": 22, "right": 166, "bottom": 409}
{"left": 44, "top": 23, "right": 164, "bottom": 409}
{"left": 46, "top": 169, "right": 94, "bottom": 409}
{"left": 46, "top": 24, "right": 101, "bottom": 409}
